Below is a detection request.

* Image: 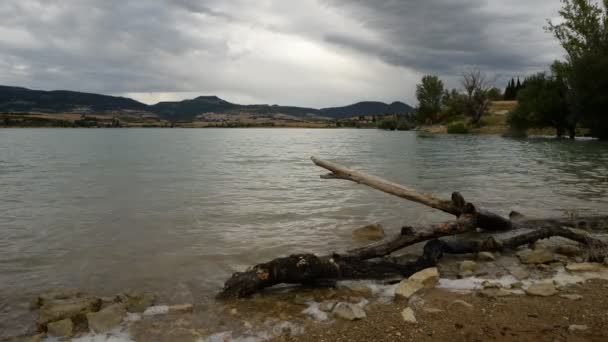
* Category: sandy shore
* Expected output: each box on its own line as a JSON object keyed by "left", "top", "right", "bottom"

{"left": 272, "top": 280, "right": 608, "bottom": 342}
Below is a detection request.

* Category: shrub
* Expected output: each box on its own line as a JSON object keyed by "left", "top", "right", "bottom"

{"left": 447, "top": 122, "right": 469, "bottom": 134}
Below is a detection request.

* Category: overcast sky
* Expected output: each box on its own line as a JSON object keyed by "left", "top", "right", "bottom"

{"left": 0, "top": 0, "right": 565, "bottom": 107}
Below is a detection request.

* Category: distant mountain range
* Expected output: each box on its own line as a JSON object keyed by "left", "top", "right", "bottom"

{"left": 0, "top": 85, "right": 414, "bottom": 121}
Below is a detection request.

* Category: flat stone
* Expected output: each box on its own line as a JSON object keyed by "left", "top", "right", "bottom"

{"left": 86, "top": 303, "right": 127, "bottom": 333}
{"left": 458, "top": 270, "right": 474, "bottom": 278}
{"left": 509, "top": 267, "right": 530, "bottom": 280}
{"left": 566, "top": 263, "right": 603, "bottom": 273}
{"left": 450, "top": 300, "right": 473, "bottom": 309}
{"left": 332, "top": 302, "right": 366, "bottom": 321}
{"left": 517, "top": 249, "right": 556, "bottom": 264}
{"left": 38, "top": 296, "right": 101, "bottom": 326}
{"left": 525, "top": 282, "right": 558, "bottom": 297}
{"left": 559, "top": 294, "right": 583, "bottom": 301}
{"left": 408, "top": 268, "right": 439, "bottom": 288}
{"left": 480, "top": 288, "right": 512, "bottom": 298}
{"left": 352, "top": 224, "right": 385, "bottom": 241}
{"left": 37, "top": 289, "right": 82, "bottom": 308}
{"left": 555, "top": 245, "right": 582, "bottom": 257}
{"left": 477, "top": 252, "right": 496, "bottom": 261}
{"left": 47, "top": 318, "right": 73, "bottom": 337}
{"left": 568, "top": 324, "right": 588, "bottom": 333}
{"left": 401, "top": 307, "right": 417, "bottom": 324}
{"left": 482, "top": 281, "right": 502, "bottom": 289}
{"left": 395, "top": 280, "right": 424, "bottom": 300}
{"left": 169, "top": 304, "right": 194, "bottom": 314}
{"left": 349, "top": 285, "right": 373, "bottom": 297}
{"left": 459, "top": 260, "right": 477, "bottom": 272}
{"left": 117, "top": 290, "right": 156, "bottom": 313}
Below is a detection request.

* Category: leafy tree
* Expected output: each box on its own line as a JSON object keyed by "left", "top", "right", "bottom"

{"left": 441, "top": 89, "right": 467, "bottom": 120}
{"left": 508, "top": 72, "right": 573, "bottom": 137}
{"left": 415, "top": 75, "right": 445, "bottom": 124}
{"left": 487, "top": 87, "right": 503, "bottom": 101}
{"left": 547, "top": 0, "right": 608, "bottom": 139}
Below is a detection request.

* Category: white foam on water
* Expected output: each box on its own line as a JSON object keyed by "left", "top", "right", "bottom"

{"left": 301, "top": 302, "right": 328, "bottom": 321}
{"left": 143, "top": 305, "right": 169, "bottom": 316}
{"left": 124, "top": 313, "right": 141, "bottom": 322}
{"left": 550, "top": 266, "right": 608, "bottom": 287}
{"left": 338, "top": 280, "right": 397, "bottom": 299}
{"left": 438, "top": 275, "right": 519, "bottom": 291}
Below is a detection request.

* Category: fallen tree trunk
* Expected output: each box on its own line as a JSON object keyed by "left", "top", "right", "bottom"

{"left": 218, "top": 158, "right": 607, "bottom": 298}
{"left": 218, "top": 240, "right": 445, "bottom": 299}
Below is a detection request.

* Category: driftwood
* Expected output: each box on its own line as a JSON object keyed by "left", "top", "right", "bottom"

{"left": 218, "top": 157, "right": 608, "bottom": 299}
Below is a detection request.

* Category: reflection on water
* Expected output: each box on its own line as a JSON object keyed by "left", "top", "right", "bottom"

{"left": 0, "top": 128, "right": 607, "bottom": 337}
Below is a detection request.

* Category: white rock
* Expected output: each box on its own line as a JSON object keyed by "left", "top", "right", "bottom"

{"left": 401, "top": 307, "right": 417, "bottom": 324}
{"left": 459, "top": 260, "right": 477, "bottom": 272}
{"left": 477, "top": 252, "right": 495, "bottom": 261}
{"left": 395, "top": 280, "right": 424, "bottom": 300}
{"left": 525, "top": 282, "right": 558, "bottom": 297}
{"left": 559, "top": 294, "right": 583, "bottom": 301}
{"left": 408, "top": 268, "right": 439, "bottom": 288}
{"left": 517, "top": 249, "right": 555, "bottom": 264}
{"left": 143, "top": 305, "right": 169, "bottom": 316}
{"left": 568, "top": 324, "right": 588, "bottom": 333}
{"left": 450, "top": 299, "right": 473, "bottom": 309}
{"left": 332, "top": 302, "right": 366, "bottom": 321}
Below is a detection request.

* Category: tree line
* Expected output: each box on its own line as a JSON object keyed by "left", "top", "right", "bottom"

{"left": 413, "top": 69, "right": 501, "bottom": 130}
{"left": 509, "top": 0, "right": 608, "bottom": 139}
{"left": 411, "top": 0, "right": 608, "bottom": 140}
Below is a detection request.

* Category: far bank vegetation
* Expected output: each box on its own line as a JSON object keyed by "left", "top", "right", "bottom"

{"left": 406, "top": 0, "right": 608, "bottom": 140}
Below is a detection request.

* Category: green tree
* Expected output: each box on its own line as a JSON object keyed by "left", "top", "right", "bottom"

{"left": 415, "top": 75, "right": 445, "bottom": 124}
{"left": 547, "top": 0, "right": 608, "bottom": 139}
{"left": 508, "top": 72, "right": 573, "bottom": 137}
{"left": 487, "top": 87, "right": 503, "bottom": 101}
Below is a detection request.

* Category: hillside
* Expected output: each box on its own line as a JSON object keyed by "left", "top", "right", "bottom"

{"left": 0, "top": 86, "right": 148, "bottom": 113}
{"left": 320, "top": 101, "right": 413, "bottom": 119}
{"left": 0, "top": 85, "right": 413, "bottom": 122}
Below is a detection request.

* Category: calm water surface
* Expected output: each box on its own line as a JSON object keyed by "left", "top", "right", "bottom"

{"left": 1, "top": 128, "right": 607, "bottom": 337}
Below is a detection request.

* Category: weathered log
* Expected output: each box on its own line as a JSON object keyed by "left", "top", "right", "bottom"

{"left": 217, "top": 158, "right": 607, "bottom": 298}
{"left": 218, "top": 240, "right": 445, "bottom": 299}
{"left": 312, "top": 157, "right": 608, "bottom": 233}
{"left": 312, "top": 157, "right": 513, "bottom": 231}
{"left": 219, "top": 224, "right": 607, "bottom": 298}
{"left": 438, "top": 226, "right": 608, "bottom": 261}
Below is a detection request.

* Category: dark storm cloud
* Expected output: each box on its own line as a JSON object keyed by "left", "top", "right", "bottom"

{"left": 0, "top": 0, "right": 564, "bottom": 106}
{"left": 321, "top": 0, "right": 562, "bottom": 77}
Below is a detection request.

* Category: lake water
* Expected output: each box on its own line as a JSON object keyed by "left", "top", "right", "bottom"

{"left": 1, "top": 128, "right": 607, "bottom": 338}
